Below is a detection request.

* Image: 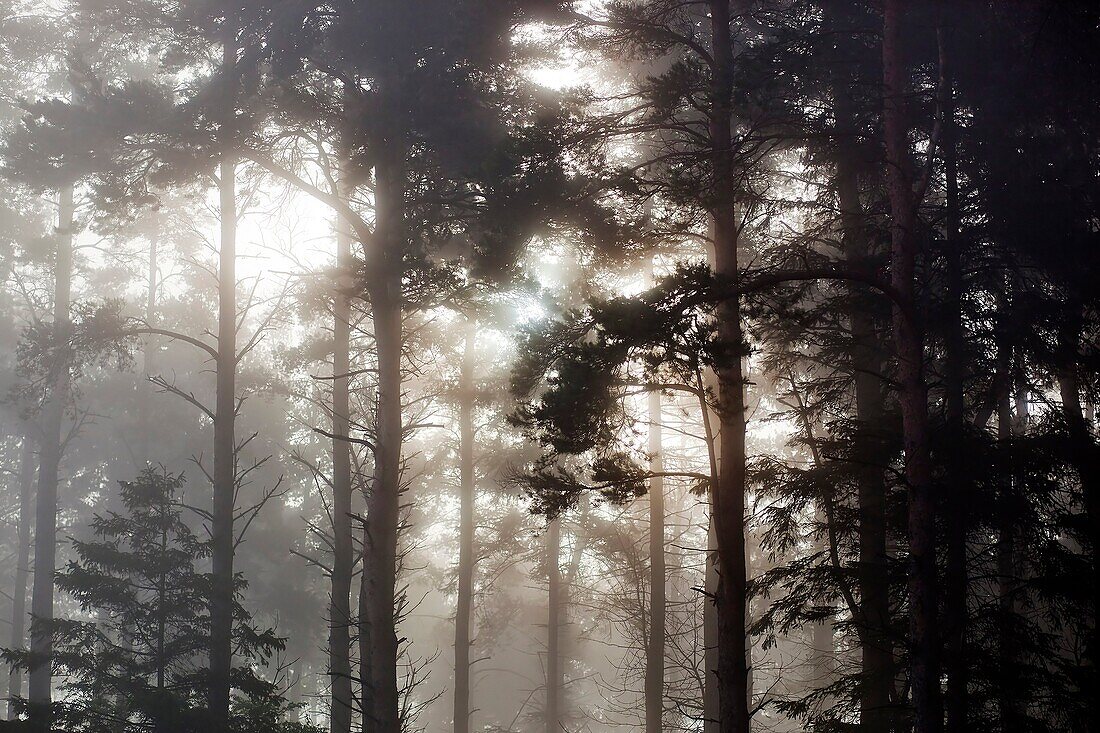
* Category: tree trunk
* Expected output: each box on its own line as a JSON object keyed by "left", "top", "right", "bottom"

{"left": 707, "top": 3, "right": 751, "bottom": 733}
{"left": 701, "top": 250, "right": 719, "bottom": 733}
{"left": 545, "top": 516, "right": 562, "bottom": 733}
{"left": 361, "top": 134, "right": 404, "bottom": 733}
{"left": 454, "top": 320, "right": 477, "bottom": 733}
{"left": 996, "top": 346, "right": 1019, "bottom": 732}
{"left": 882, "top": 3, "right": 942, "bottom": 732}
{"left": 154, "top": 499, "right": 170, "bottom": 733}
{"left": 831, "top": 39, "right": 894, "bottom": 731}
{"left": 707, "top": 1, "right": 751, "bottom": 730}
{"left": 703, "top": 525, "right": 719, "bottom": 733}
{"left": 145, "top": 237, "right": 157, "bottom": 377}
{"left": 1055, "top": 320, "right": 1100, "bottom": 727}
{"left": 7, "top": 434, "right": 36, "bottom": 718}
{"left": 138, "top": 236, "right": 158, "bottom": 467}
{"left": 810, "top": 609, "right": 834, "bottom": 696}
{"left": 939, "top": 19, "right": 969, "bottom": 733}
{"left": 359, "top": 540, "right": 372, "bottom": 724}
{"left": 207, "top": 29, "right": 238, "bottom": 723}
{"left": 28, "top": 182, "right": 74, "bottom": 729}
{"left": 646, "top": 389, "right": 666, "bottom": 733}
{"left": 810, "top": 501, "right": 834, "bottom": 705}
{"left": 330, "top": 181, "right": 355, "bottom": 733}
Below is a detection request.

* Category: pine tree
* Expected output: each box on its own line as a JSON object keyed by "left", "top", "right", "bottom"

{"left": 3, "top": 468, "right": 314, "bottom": 733}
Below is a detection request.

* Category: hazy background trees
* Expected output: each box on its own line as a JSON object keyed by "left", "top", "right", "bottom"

{"left": 0, "top": 2, "right": 1097, "bottom": 733}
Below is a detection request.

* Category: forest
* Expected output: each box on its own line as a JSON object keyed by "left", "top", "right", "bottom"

{"left": 0, "top": 0, "right": 1097, "bottom": 732}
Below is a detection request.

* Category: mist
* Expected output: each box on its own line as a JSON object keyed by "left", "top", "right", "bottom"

{"left": 0, "top": 2, "right": 1097, "bottom": 733}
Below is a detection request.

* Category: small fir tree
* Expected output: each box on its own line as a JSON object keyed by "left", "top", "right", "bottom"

{"left": 4, "top": 468, "right": 314, "bottom": 733}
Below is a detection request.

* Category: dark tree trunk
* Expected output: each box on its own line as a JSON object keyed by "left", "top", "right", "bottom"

{"left": 832, "top": 39, "right": 894, "bottom": 731}
{"left": 330, "top": 181, "right": 355, "bottom": 733}
{"left": 454, "top": 320, "right": 477, "bottom": 733}
{"left": 811, "top": 502, "right": 834, "bottom": 702}
{"left": 1055, "top": 320, "right": 1100, "bottom": 726}
{"left": 28, "top": 182, "right": 74, "bottom": 730}
{"left": 154, "top": 501, "right": 170, "bottom": 733}
{"left": 708, "top": 3, "right": 751, "bottom": 733}
{"left": 545, "top": 516, "right": 562, "bottom": 733}
{"left": 7, "top": 434, "right": 36, "bottom": 718}
{"left": 207, "top": 27, "right": 239, "bottom": 728}
{"left": 996, "top": 346, "right": 1020, "bottom": 732}
{"left": 939, "top": 18, "right": 969, "bottom": 733}
{"left": 882, "top": 3, "right": 942, "bottom": 732}
{"left": 701, "top": 255, "right": 719, "bottom": 733}
{"left": 208, "top": 149, "right": 237, "bottom": 729}
{"left": 646, "top": 389, "right": 666, "bottom": 733}
{"left": 361, "top": 135, "right": 404, "bottom": 733}
{"left": 359, "top": 541, "right": 372, "bottom": 724}
{"left": 703, "top": 525, "right": 719, "bottom": 733}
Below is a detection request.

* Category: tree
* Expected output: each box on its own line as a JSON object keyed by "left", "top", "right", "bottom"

{"left": 4, "top": 467, "right": 308, "bottom": 732}
{"left": 881, "top": 3, "right": 941, "bottom": 731}
{"left": 454, "top": 318, "right": 477, "bottom": 733}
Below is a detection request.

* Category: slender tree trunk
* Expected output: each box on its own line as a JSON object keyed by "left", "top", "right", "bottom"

{"left": 1055, "top": 319, "right": 1100, "bottom": 726}
{"left": 851, "top": 340, "right": 892, "bottom": 733}
{"left": 454, "top": 320, "right": 477, "bottom": 733}
{"left": 28, "top": 182, "right": 74, "bottom": 729}
{"left": 882, "top": 3, "right": 942, "bottom": 732}
{"left": 744, "top": 524, "right": 754, "bottom": 712}
{"left": 996, "top": 344, "right": 1019, "bottom": 732}
{"left": 154, "top": 507, "right": 169, "bottom": 733}
{"left": 208, "top": 30, "right": 238, "bottom": 724}
{"left": 832, "top": 43, "right": 894, "bottom": 731}
{"left": 646, "top": 389, "right": 666, "bottom": 733}
{"left": 707, "top": 4, "right": 751, "bottom": 733}
{"left": 145, "top": 237, "right": 157, "bottom": 377}
{"left": 137, "top": 236, "right": 158, "bottom": 468}
{"left": 330, "top": 184, "right": 355, "bottom": 733}
{"left": 810, "top": 613, "right": 833, "bottom": 690}
{"left": 809, "top": 609, "right": 834, "bottom": 704}
{"left": 938, "top": 19, "right": 969, "bottom": 733}
{"left": 703, "top": 525, "right": 719, "bottom": 733}
{"left": 359, "top": 541, "right": 372, "bottom": 724}
{"left": 701, "top": 249, "right": 720, "bottom": 733}
{"left": 7, "top": 434, "right": 36, "bottom": 717}
{"left": 545, "top": 516, "right": 562, "bottom": 733}
{"left": 810, "top": 501, "right": 834, "bottom": 705}
{"left": 361, "top": 134, "right": 404, "bottom": 733}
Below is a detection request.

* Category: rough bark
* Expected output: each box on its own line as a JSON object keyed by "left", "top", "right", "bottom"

{"left": 330, "top": 181, "right": 355, "bottom": 733}
{"left": 7, "top": 434, "right": 36, "bottom": 717}
{"left": 708, "top": 3, "right": 751, "bottom": 733}
{"left": 646, "top": 389, "right": 666, "bottom": 733}
{"left": 882, "top": 2, "right": 942, "bottom": 731}
{"left": 28, "top": 182, "right": 74, "bottom": 728}
{"left": 454, "top": 320, "right": 477, "bottom": 733}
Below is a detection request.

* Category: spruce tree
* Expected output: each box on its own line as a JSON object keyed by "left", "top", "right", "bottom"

{"left": 4, "top": 468, "right": 314, "bottom": 733}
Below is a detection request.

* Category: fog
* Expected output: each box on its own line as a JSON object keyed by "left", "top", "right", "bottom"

{"left": 0, "top": 2, "right": 1097, "bottom": 733}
